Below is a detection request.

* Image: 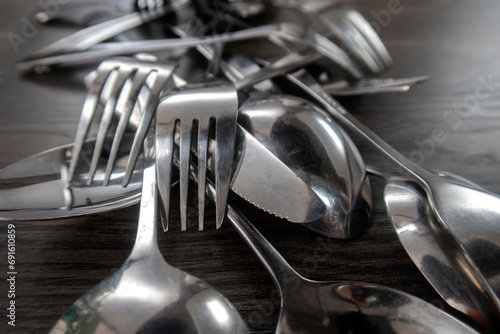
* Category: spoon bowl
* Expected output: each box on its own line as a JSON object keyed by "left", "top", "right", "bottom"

{"left": 380, "top": 171, "right": 500, "bottom": 332}
{"left": 237, "top": 92, "right": 499, "bottom": 330}
{"left": 238, "top": 95, "right": 372, "bottom": 239}
{"left": 284, "top": 66, "right": 500, "bottom": 307}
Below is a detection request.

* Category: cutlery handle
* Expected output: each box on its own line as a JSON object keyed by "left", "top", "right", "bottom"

{"left": 184, "top": 157, "right": 302, "bottom": 288}
{"left": 286, "top": 69, "right": 434, "bottom": 187}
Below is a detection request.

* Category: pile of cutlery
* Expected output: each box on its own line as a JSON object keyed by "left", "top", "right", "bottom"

{"left": 1, "top": 0, "right": 499, "bottom": 333}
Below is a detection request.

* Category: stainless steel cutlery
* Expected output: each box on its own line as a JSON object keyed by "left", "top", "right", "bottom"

{"left": 2, "top": 1, "right": 498, "bottom": 333}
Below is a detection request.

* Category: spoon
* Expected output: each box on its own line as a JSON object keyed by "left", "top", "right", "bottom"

{"left": 240, "top": 93, "right": 500, "bottom": 331}
{"left": 50, "top": 129, "right": 249, "bottom": 334}
{"left": 370, "top": 167, "right": 500, "bottom": 332}
{"left": 224, "top": 204, "right": 480, "bottom": 333}
{"left": 177, "top": 151, "right": 479, "bottom": 334}
{"left": 283, "top": 67, "right": 500, "bottom": 302}
{"left": 238, "top": 95, "right": 372, "bottom": 239}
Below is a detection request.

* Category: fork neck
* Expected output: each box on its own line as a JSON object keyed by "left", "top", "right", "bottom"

{"left": 130, "top": 131, "right": 160, "bottom": 259}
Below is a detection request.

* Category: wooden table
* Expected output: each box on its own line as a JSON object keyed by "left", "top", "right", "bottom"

{"left": 1, "top": 0, "right": 499, "bottom": 333}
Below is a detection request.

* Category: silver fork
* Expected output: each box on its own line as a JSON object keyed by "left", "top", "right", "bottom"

{"left": 34, "top": 0, "right": 131, "bottom": 25}
{"left": 77, "top": 44, "right": 328, "bottom": 229}
{"left": 67, "top": 57, "right": 176, "bottom": 184}
{"left": 155, "top": 82, "right": 239, "bottom": 231}
{"left": 323, "top": 3, "right": 393, "bottom": 72}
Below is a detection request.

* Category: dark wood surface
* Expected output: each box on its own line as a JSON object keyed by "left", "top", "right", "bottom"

{"left": 1, "top": 0, "right": 500, "bottom": 333}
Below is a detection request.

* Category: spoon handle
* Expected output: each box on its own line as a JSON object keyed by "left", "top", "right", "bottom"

{"left": 286, "top": 69, "right": 434, "bottom": 186}
{"left": 226, "top": 204, "right": 303, "bottom": 287}
{"left": 185, "top": 158, "right": 302, "bottom": 288}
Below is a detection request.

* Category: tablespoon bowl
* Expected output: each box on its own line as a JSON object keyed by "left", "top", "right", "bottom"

{"left": 238, "top": 95, "right": 372, "bottom": 239}
{"left": 377, "top": 169, "right": 500, "bottom": 332}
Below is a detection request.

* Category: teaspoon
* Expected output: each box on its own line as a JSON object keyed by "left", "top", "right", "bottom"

{"left": 371, "top": 167, "right": 500, "bottom": 332}
{"left": 283, "top": 67, "right": 500, "bottom": 303}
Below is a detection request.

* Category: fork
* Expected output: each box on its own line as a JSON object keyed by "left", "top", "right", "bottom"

{"left": 67, "top": 57, "right": 176, "bottom": 184}
{"left": 75, "top": 47, "right": 321, "bottom": 181}
{"left": 155, "top": 82, "right": 239, "bottom": 231}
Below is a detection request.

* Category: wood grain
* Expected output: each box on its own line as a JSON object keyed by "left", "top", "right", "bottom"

{"left": 1, "top": 0, "right": 500, "bottom": 333}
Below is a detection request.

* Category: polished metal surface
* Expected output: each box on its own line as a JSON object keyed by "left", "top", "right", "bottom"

{"left": 0, "top": 125, "right": 326, "bottom": 223}
{"left": 179, "top": 139, "right": 479, "bottom": 333}
{"left": 16, "top": 23, "right": 363, "bottom": 79}
{"left": 30, "top": 0, "right": 190, "bottom": 58}
{"left": 224, "top": 204, "right": 479, "bottom": 334}
{"left": 50, "top": 128, "right": 249, "bottom": 334}
{"left": 67, "top": 57, "right": 175, "bottom": 187}
{"left": 285, "top": 67, "right": 500, "bottom": 301}
{"left": 170, "top": 22, "right": 328, "bottom": 93}
{"left": 221, "top": 47, "right": 500, "bottom": 325}
{"left": 229, "top": 125, "right": 326, "bottom": 223}
{"left": 238, "top": 95, "right": 372, "bottom": 239}
{"left": 139, "top": 70, "right": 326, "bottom": 224}
{"left": 379, "top": 171, "right": 500, "bottom": 332}
{"left": 0, "top": 135, "right": 142, "bottom": 220}
{"left": 156, "top": 82, "right": 239, "bottom": 230}
{"left": 3, "top": 1, "right": 500, "bottom": 332}
{"left": 0, "top": 61, "right": 327, "bottom": 223}
{"left": 325, "top": 75, "right": 429, "bottom": 96}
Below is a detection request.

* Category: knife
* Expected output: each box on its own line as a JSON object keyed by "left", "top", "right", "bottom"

{"left": 0, "top": 126, "right": 325, "bottom": 223}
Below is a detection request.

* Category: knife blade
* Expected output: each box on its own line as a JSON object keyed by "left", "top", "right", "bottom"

{"left": 0, "top": 126, "right": 325, "bottom": 223}
{"left": 231, "top": 125, "right": 325, "bottom": 222}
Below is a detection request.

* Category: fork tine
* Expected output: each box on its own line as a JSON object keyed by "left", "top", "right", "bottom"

{"left": 123, "top": 67, "right": 172, "bottom": 186}
{"left": 68, "top": 62, "right": 116, "bottom": 181}
{"left": 197, "top": 118, "right": 210, "bottom": 231}
{"left": 179, "top": 120, "right": 192, "bottom": 231}
{"left": 87, "top": 68, "right": 133, "bottom": 184}
{"left": 214, "top": 114, "right": 237, "bottom": 229}
{"left": 103, "top": 68, "right": 150, "bottom": 185}
{"left": 156, "top": 121, "right": 175, "bottom": 232}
